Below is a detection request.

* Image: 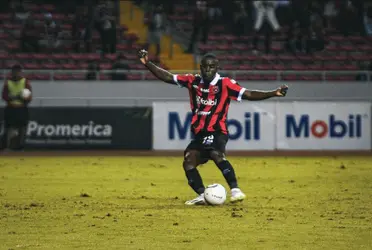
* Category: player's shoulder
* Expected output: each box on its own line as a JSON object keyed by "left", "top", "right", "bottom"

{"left": 180, "top": 73, "right": 199, "bottom": 79}
{"left": 194, "top": 74, "right": 202, "bottom": 81}
{"left": 185, "top": 73, "right": 202, "bottom": 82}
{"left": 222, "top": 77, "right": 239, "bottom": 85}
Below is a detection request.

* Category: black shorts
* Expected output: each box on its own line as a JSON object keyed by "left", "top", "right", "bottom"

{"left": 184, "top": 132, "right": 228, "bottom": 164}
{"left": 4, "top": 106, "right": 29, "bottom": 127}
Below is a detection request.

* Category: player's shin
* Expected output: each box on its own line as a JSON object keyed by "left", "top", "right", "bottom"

{"left": 216, "top": 160, "right": 238, "bottom": 189}
{"left": 184, "top": 165, "right": 205, "bottom": 195}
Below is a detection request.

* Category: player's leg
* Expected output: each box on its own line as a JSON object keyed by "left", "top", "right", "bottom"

{"left": 6, "top": 108, "right": 24, "bottom": 150}
{"left": 12, "top": 125, "right": 26, "bottom": 151}
{"left": 7, "top": 127, "right": 20, "bottom": 150}
{"left": 184, "top": 150, "right": 205, "bottom": 195}
{"left": 17, "top": 108, "right": 29, "bottom": 151}
{"left": 183, "top": 135, "right": 210, "bottom": 205}
{"left": 1, "top": 107, "right": 12, "bottom": 150}
{"left": 0, "top": 125, "right": 8, "bottom": 150}
{"left": 209, "top": 134, "right": 246, "bottom": 203}
{"left": 183, "top": 149, "right": 208, "bottom": 205}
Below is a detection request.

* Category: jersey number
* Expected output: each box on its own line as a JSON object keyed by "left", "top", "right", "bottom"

{"left": 202, "top": 135, "right": 214, "bottom": 146}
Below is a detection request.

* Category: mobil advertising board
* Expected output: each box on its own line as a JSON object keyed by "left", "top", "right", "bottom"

{"left": 276, "top": 102, "right": 371, "bottom": 150}
{"left": 153, "top": 101, "right": 371, "bottom": 151}
{"left": 153, "top": 102, "right": 276, "bottom": 150}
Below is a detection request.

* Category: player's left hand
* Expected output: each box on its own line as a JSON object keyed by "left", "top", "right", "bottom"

{"left": 275, "top": 85, "right": 288, "bottom": 97}
{"left": 138, "top": 49, "right": 149, "bottom": 65}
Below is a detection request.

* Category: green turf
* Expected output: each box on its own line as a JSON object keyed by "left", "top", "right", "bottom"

{"left": 0, "top": 156, "right": 372, "bottom": 250}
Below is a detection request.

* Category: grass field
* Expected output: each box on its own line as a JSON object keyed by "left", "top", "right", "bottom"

{"left": 0, "top": 155, "right": 372, "bottom": 250}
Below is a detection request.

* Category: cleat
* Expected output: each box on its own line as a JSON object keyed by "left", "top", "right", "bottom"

{"left": 230, "top": 188, "right": 246, "bottom": 203}
{"left": 185, "top": 193, "right": 206, "bottom": 205}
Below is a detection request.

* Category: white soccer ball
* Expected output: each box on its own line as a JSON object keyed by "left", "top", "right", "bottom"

{"left": 204, "top": 183, "right": 227, "bottom": 205}
{"left": 22, "top": 89, "right": 31, "bottom": 99}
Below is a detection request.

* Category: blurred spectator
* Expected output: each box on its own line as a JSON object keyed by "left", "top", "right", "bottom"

{"left": 324, "top": 0, "right": 338, "bottom": 29}
{"left": 364, "top": 6, "right": 372, "bottom": 36}
{"left": 86, "top": 62, "right": 99, "bottom": 80}
{"left": 186, "top": 0, "right": 209, "bottom": 53}
{"left": 351, "top": 0, "right": 365, "bottom": 36}
{"left": 232, "top": 1, "right": 249, "bottom": 38}
{"left": 335, "top": 0, "right": 358, "bottom": 37}
{"left": 38, "top": 13, "right": 63, "bottom": 51}
{"left": 356, "top": 61, "right": 371, "bottom": 81}
{"left": 275, "top": 0, "right": 291, "bottom": 25}
{"left": 10, "top": 0, "right": 29, "bottom": 21}
{"left": 21, "top": 17, "right": 40, "bottom": 52}
{"left": 286, "top": 0, "right": 311, "bottom": 54}
{"left": 208, "top": 0, "right": 222, "bottom": 22}
{"left": 145, "top": 4, "right": 165, "bottom": 58}
{"left": 252, "top": 1, "right": 281, "bottom": 54}
{"left": 94, "top": 0, "right": 117, "bottom": 54}
{"left": 307, "top": 12, "right": 326, "bottom": 54}
{"left": 73, "top": 5, "right": 93, "bottom": 53}
{"left": 111, "top": 54, "right": 129, "bottom": 80}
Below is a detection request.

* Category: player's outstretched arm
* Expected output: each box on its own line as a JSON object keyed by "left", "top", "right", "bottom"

{"left": 242, "top": 85, "right": 288, "bottom": 101}
{"left": 138, "top": 49, "right": 174, "bottom": 84}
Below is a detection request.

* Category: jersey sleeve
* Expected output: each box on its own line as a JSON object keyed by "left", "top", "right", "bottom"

{"left": 172, "top": 74, "right": 195, "bottom": 89}
{"left": 225, "top": 78, "right": 246, "bottom": 102}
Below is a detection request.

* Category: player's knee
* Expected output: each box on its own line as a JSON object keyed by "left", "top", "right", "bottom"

{"left": 210, "top": 150, "right": 226, "bottom": 164}
{"left": 183, "top": 151, "right": 198, "bottom": 171}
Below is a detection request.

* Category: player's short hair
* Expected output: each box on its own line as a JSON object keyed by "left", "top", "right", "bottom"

{"left": 11, "top": 64, "right": 22, "bottom": 71}
{"left": 202, "top": 53, "right": 217, "bottom": 61}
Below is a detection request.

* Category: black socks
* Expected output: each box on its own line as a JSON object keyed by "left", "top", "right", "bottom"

{"left": 185, "top": 168, "right": 205, "bottom": 195}
{"left": 217, "top": 160, "right": 238, "bottom": 189}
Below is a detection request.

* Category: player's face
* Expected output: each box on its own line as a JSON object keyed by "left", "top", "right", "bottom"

{"left": 200, "top": 58, "right": 218, "bottom": 82}
{"left": 12, "top": 69, "right": 21, "bottom": 79}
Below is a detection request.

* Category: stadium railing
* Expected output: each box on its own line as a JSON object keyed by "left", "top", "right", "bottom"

{"left": 27, "top": 96, "right": 371, "bottom": 107}
{"left": 1, "top": 70, "right": 371, "bottom": 82}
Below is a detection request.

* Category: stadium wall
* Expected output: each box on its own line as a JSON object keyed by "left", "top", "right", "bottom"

{"left": 0, "top": 102, "right": 371, "bottom": 153}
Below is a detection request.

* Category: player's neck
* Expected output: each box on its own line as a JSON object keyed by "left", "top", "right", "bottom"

{"left": 202, "top": 73, "right": 220, "bottom": 85}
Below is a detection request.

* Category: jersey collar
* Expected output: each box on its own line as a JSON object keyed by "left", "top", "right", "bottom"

{"left": 201, "top": 73, "right": 221, "bottom": 86}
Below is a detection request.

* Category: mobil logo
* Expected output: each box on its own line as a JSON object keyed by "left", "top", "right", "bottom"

{"left": 286, "top": 114, "right": 363, "bottom": 138}
{"left": 168, "top": 112, "right": 261, "bottom": 140}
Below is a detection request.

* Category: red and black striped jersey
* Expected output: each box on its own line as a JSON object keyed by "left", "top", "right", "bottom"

{"left": 173, "top": 73, "right": 246, "bottom": 135}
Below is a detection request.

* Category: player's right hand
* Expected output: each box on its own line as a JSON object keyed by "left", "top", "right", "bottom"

{"left": 138, "top": 49, "right": 149, "bottom": 65}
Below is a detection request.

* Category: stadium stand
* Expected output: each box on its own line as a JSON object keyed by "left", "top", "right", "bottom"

{"left": 0, "top": 0, "right": 371, "bottom": 81}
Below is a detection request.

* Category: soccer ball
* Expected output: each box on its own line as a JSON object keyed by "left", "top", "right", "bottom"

{"left": 204, "top": 183, "right": 227, "bottom": 205}
{"left": 22, "top": 89, "right": 31, "bottom": 99}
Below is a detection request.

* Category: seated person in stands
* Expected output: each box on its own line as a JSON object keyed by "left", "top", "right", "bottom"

{"left": 21, "top": 17, "right": 40, "bottom": 52}
{"left": 38, "top": 13, "right": 64, "bottom": 51}
{"left": 306, "top": 13, "right": 325, "bottom": 54}
{"left": 364, "top": 6, "right": 372, "bottom": 36}
{"left": 356, "top": 61, "right": 372, "bottom": 81}
{"left": 10, "top": 0, "right": 29, "bottom": 21}
{"left": 111, "top": 53, "right": 129, "bottom": 80}
{"left": 86, "top": 62, "right": 100, "bottom": 80}
{"left": 73, "top": 5, "right": 93, "bottom": 53}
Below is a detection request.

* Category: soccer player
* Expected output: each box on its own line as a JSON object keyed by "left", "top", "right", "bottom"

{"left": 138, "top": 49, "right": 288, "bottom": 205}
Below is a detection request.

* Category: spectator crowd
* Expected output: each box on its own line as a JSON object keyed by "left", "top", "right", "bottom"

{"left": 0, "top": 0, "right": 371, "bottom": 81}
